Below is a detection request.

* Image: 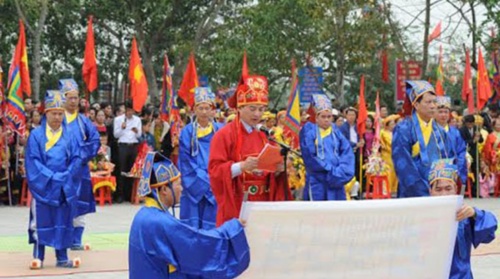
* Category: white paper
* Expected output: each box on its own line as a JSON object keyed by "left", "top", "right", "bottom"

{"left": 240, "top": 196, "right": 461, "bottom": 279}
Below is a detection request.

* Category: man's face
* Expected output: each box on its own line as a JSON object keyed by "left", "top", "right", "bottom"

{"left": 46, "top": 110, "right": 64, "bottom": 129}
{"left": 465, "top": 121, "right": 474, "bottom": 129}
{"left": 104, "top": 105, "right": 113, "bottom": 116}
{"left": 159, "top": 180, "right": 183, "bottom": 207}
{"left": 238, "top": 105, "right": 267, "bottom": 127}
{"left": 414, "top": 93, "right": 437, "bottom": 121}
{"left": 24, "top": 98, "right": 33, "bottom": 112}
{"left": 317, "top": 110, "right": 333, "bottom": 129}
{"left": 494, "top": 120, "right": 500, "bottom": 132}
{"left": 125, "top": 108, "right": 134, "bottom": 118}
{"left": 194, "top": 103, "right": 213, "bottom": 122}
{"left": 380, "top": 107, "right": 388, "bottom": 118}
{"left": 436, "top": 108, "right": 450, "bottom": 125}
{"left": 430, "top": 179, "right": 457, "bottom": 196}
{"left": 345, "top": 110, "right": 356, "bottom": 124}
{"left": 65, "top": 91, "right": 79, "bottom": 112}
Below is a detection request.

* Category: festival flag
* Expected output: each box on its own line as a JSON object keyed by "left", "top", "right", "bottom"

{"left": 381, "top": 49, "right": 389, "bottom": 83}
{"left": 284, "top": 76, "right": 300, "bottom": 149}
{"left": 435, "top": 45, "right": 444, "bottom": 96}
{"left": 169, "top": 88, "right": 182, "bottom": 143}
{"left": 490, "top": 49, "right": 500, "bottom": 105}
{"left": 476, "top": 49, "right": 492, "bottom": 111}
{"left": 242, "top": 50, "right": 249, "bottom": 79}
{"left": 160, "top": 54, "right": 173, "bottom": 122}
{"left": 462, "top": 49, "right": 474, "bottom": 113}
{"left": 128, "top": 37, "right": 148, "bottom": 112}
{"left": 428, "top": 21, "right": 442, "bottom": 43}
{"left": 82, "top": 16, "right": 98, "bottom": 93}
{"left": 357, "top": 75, "right": 368, "bottom": 137}
{"left": 178, "top": 53, "right": 198, "bottom": 107}
{"left": 5, "top": 20, "right": 31, "bottom": 136}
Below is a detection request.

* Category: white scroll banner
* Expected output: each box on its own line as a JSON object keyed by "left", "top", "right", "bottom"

{"left": 240, "top": 196, "right": 462, "bottom": 279}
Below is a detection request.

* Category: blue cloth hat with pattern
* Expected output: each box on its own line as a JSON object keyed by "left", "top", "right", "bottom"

{"left": 311, "top": 94, "right": 332, "bottom": 114}
{"left": 436, "top": 96, "right": 451, "bottom": 109}
{"left": 405, "top": 80, "right": 435, "bottom": 106}
{"left": 194, "top": 87, "right": 216, "bottom": 106}
{"left": 58, "top": 78, "right": 79, "bottom": 95}
{"left": 44, "top": 90, "right": 66, "bottom": 112}
{"left": 428, "top": 159, "right": 458, "bottom": 186}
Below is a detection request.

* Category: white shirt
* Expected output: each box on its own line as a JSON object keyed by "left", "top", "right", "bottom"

{"left": 113, "top": 114, "right": 142, "bottom": 143}
{"left": 349, "top": 124, "right": 358, "bottom": 143}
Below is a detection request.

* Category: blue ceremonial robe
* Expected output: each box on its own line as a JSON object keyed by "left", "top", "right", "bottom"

{"left": 179, "top": 122, "right": 222, "bottom": 229}
{"left": 26, "top": 125, "right": 82, "bottom": 249}
{"left": 449, "top": 208, "right": 497, "bottom": 279}
{"left": 392, "top": 114, "right": 453, "bottom": 198}
{"left": 300, "top": 122, "right": 354, "bottom": 201}
{"left": 446, "top": 126, "right": 468, "bottom": 184}
{"left": 129, "top": 198, "right": 250, "bottom": 279}
{"left": 64, "top": 113, "right": 100, "bottom": 216}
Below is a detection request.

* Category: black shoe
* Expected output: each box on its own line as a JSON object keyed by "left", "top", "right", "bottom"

{"left": 115, "top": 196, "right": 123, "bottom": 204}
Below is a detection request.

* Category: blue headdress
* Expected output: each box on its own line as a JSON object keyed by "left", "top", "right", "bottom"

{"left": 44, "top": 90, "right": 66, "bottom": 112}
{"left": 58, "top": 78, "right": 79, "bottom": 95}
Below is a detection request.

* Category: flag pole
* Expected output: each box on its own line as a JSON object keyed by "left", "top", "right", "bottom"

{"left": 359, "top": 151, "right": 363, "bottom": 200}
{"left": 5, "top": 132, "right": 12, "bottom": 206}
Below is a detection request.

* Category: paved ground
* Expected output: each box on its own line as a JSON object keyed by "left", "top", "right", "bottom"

{"left": 0, "top": 198, "right": 498, "bottom": 278}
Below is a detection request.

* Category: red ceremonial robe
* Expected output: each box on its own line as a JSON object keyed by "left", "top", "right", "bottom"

{"left": 209, "top": 118, "right": 291, "bottom": 227}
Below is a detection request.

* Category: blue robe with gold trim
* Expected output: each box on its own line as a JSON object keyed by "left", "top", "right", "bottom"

{"left": 447, "top": 126, "right": 468, "bottom": 184}
{"left": 392, "top": 114, "right": 453, "bottom": 197}
{"left": 129, "top": 201, "right": 250, "bottom": 279}
{"left": 300, "top": 122, "right": 354, "bottom": 201}
{"left": 64, "top": 113, "right": 100, "bottom": 216}
{"left": 26, "top": 125, "right": 82, "bottom": 249}
{"left": 179, "top": 122, "right": 222, "bottom": 229}
{"left": 449, "top": 208, "right": 497, "bottom": 279}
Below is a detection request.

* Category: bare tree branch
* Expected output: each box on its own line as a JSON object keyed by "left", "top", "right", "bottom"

{"left": 14, "top": 0, "right": 35, "bottom": 35}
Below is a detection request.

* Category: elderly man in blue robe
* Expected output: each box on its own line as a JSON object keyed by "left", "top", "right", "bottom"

{"left": 58, "top": 79, "right": 100, "bottom": 250}
{"left": 435, "top": 96, "right": 467, "bottom": 186}
{"left": 129, "top": 152, "right": 250, "bottom": 279}
{"left": 179, "top": 87, "right": 223, "bottom": 229}
{"left": 428, "top": 159, "right": 497, "bottom": 279}
{"left": 299, "top": 94, "right": 354, "bottom": 201}
{"left": 392, "top": 81, "right": 453, "bottom": 197}
{"left": 26, "top": 90, "right": 83, "bottom": 269}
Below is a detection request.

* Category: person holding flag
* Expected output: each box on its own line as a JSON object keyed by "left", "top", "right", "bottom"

{"left": 59, "top": 79, "right": 100, "bottom": 250}
{"left": 179, "top": 87, "right": 223, "bottom": 229}
{"left": 26, "top": 90, "right": 82, "bottom": 269}
{"left": 299, "top": 94, "right": 354, "bottom": 201}
{"left": 392, "top": 81, "right": 453, "bottom": 197}
{"left": 435, "top": 96, "right": 467, "bottom": 186}
{"left": 208, "top": 75, "right": 291, "bottom": 227}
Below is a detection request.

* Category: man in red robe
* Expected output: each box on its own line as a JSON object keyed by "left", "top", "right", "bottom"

{"left": 209, "top": 75, "right": 291, "bottom": 227}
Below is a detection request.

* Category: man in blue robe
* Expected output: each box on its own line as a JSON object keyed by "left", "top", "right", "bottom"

{"left": 299, "top": 94, "right": 354, "bottom": 201}
{"left": 435, "top": 96, "right": 467, "bottom": 185}
{"left": 59, "top": 79, "right": 100, "bottom": 250}
{"left": 428, "top": 159, "right": 497, "bottom": 279}
{"left": 179, "top": 87, "right": 222, "bottom": 229}
{"left": 129, "top": 152, "right": 250, "bottom": 279}
{"left": 393, "top": 81, "right": 453, "bottom": 197}
{"left": 26, "top": 90, "right": 83, "bottom": 269}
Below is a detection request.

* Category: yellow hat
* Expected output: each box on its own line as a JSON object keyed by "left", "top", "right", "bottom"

{"left": 383, "top": 114, "right": 400, "bottom": 126}
{"left": 261, "top": 111, "right": 276, "bottom": 121}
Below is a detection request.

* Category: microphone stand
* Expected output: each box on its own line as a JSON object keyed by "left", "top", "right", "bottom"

{"left": 266, "top": 135, "right": 301, "bottom": 201}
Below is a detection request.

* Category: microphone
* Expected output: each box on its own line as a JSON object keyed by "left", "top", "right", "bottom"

{"left": 256, "top": 124, "right": 274, "bottom": 136}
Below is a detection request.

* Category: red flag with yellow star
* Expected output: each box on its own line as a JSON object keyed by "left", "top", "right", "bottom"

{"left": 128, "top": 37, "right": 148, "bottom": 112}
{"left": 477, "top": 49, "right": 492, "bottom": 111}
{"left": 82, "top": 16, "right": 98, "bottom": 92}
{"left": 178, "top": 53, "right": 198, "bottom": 107}
{"left": 5, "top": 20, "right": 31, "bottom": 136}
